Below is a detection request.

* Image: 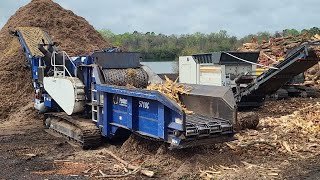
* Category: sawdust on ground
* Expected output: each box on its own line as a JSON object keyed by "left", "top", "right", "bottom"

{"left": 45, "top": 98, "right": 316, "bottom": 179}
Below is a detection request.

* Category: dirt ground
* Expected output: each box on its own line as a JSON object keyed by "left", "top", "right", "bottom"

{"left": 0, "top": 1, "right": 319, "bottom": 179}
{"left": 0, "top": 98, "right": 319, "bottom": 180}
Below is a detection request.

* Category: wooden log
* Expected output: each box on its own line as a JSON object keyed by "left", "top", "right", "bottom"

{"left": 312, "top": 70, "right": 320, "bottom": 81}
{"left": 237, "top": 112, "right": 259, "bottom": 130}
{"left": 104, "top": 150, "right": 155, "bottom": 178}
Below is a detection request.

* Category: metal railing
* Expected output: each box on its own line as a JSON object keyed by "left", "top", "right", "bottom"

{"left": 51, "top": 51, "right": 77, "bottom": 78}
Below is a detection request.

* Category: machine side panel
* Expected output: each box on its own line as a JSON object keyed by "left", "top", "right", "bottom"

{"left": 95, "top": 83, "right": 236, "bottom": 148}
{"left": 101, "top": 93, "right": 176, "bottom": 139}
{"left": 92, "top": 52, "right": 141, "bottom": 69}
{"left": 179, "top": 56, "right": 197, "bottom": 84}
{"left": 96, "top": 84, "right": 183, "bottom": 113}
{"left": 199, "top": 65, "right": 222, "bottom": 86}
{"left": 96, "top": 85, "right": 184, "bottom": 140}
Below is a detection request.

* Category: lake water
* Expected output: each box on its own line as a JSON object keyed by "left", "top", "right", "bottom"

{"left": 141, "top": 61, "right": 178, "bottom": 74}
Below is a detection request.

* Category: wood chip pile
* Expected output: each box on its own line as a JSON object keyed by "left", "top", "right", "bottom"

{"left": 196, "top": 99, "right": 320, "bottom": 179}
{"left": 238, "top": 34, "right": 320, "bottom": 87}
{"left": 226, "top": 101, "right": 320, "bottom": 159}
{"left": 147, "top": 76, "right": 193, "bottom": 114}
{"left": 0, "top": 0, "right": 109, "bottom": 122}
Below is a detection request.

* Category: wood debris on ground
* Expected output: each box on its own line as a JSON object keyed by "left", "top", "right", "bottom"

{"left": 97, "top": 150, "right": 154, "bottom": 178}
{"left": 147, "top": 76, "right": 193, "bottom": 114}
{"left": 32, "top": 161, "right": 90, "bottom": 176}
{"left": 31, "top": 148, "right": 154, "bottom": 178}
{"left": 200, "top": 162, "right": 281, "bottom": 180}
{"left": 226, "top": 102, "right": 320, "bottom": 157}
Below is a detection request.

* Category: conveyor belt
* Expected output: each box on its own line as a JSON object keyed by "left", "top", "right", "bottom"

{"left": 236, "top": 41, "right": 320, "bottom": 107}
{"left": 16, "top": 27, "right": 52, "bottom": 57}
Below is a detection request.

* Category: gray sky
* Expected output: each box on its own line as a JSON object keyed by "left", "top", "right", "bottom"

{"left": 0, "top": 0, "right": 319, "bottom": 37}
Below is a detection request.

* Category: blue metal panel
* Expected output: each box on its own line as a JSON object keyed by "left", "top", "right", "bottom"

{"left": 157, "top": 104, "right": 165, "bottom": 138}
{"left": 31, "top": 57, "right": 39, "bottom": 80}
{"left": 110, "top": 94, "right": 170, "bottom": 138}
{"left": 112, "top": 109, "right": 128, "bottom": 126}
{"left": 96, "top": 84, "right": 187, "bottom": 142}
{"left": 137, "top": 98, "right": 158, "bottom": 122}
{"left": 126, "top": 96, "right": 133, "bottom": 129}
{"left": 137, "top": 98, "right": 159, "bottom": 137}
{"left": 102, "top": 92, "right": 112, "bottom": 137}
{"left": 112, "top": 95, "right": 129, "bottom": 128}
{"left": 137, "top": 118, "right": 158, "bottom": 137}
{"left": 43, "top": 94, "right": 57, "bottom": 108}
{"left": 95, "top": 84, "right": 182, "bottom": 114}
{"left": 44, "top": 94, "right": 52, "bottom": 107}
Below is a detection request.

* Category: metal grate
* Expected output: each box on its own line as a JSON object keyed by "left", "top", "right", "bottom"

{"left": 185, "top": 114, "right": 233, "bottom": 137}
{"left": 192, "top": 53, "right": 213, "bottom": 64}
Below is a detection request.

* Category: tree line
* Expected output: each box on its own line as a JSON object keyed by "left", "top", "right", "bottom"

{"left": 99, "top": 27, "right": 320, "bottom": 61}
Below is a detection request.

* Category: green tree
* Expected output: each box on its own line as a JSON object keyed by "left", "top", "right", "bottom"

{"left": 282, "top": 29, "right": 300, "bottom": 37}
{"left": 98, "top": 27, "right": 320, "bottom": 62}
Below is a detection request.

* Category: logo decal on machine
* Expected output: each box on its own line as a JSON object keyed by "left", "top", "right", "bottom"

{"left": 139, "top": 101, "right": 150, "bottom": 109}
{"left": 113, "top": 95, "right": 128, "bottom": 107}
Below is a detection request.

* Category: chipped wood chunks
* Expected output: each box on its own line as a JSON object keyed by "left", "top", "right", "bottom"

{"left": 147, "top": 76, "right": 193, "bottom": 114}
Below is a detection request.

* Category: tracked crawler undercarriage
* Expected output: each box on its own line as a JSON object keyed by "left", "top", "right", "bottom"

{"left": 45, "top": 113, "right": 101, "bottom": 149}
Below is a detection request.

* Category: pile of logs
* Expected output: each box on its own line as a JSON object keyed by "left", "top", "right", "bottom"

{"left": 237, "top": 34, "right": 320, "bottom": 86}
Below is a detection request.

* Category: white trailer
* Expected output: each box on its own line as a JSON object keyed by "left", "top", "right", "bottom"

{"left": 179, "top": 52, "right": 260, "bottom": 90}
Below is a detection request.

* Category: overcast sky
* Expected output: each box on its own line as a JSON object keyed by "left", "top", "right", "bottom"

{"left": 0, "top": 0, "right": 319, "bottom": 37}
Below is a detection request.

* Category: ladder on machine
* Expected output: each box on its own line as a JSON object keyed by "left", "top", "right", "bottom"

{"left": 91, "top": 86, "right": 99, "bottom": 123}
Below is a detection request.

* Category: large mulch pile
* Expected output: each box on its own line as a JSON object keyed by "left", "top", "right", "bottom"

{"left": 0, "top": 0, "right": 108, "bottom": 124}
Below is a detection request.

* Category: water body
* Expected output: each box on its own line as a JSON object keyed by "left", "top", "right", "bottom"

{"left": 141, "top": 61, "right": 178, "bottom": 74}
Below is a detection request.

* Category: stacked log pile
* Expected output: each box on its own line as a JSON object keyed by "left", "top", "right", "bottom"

{"left": 237, "top": 34, "right": 320, "bottom": 87}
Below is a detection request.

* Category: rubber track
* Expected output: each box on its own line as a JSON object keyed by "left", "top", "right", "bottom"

{"left": 45, "top": 112, "right": 101, "bottom": 149}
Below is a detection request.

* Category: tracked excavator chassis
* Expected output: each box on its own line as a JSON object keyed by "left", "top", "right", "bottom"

{"left": 44, "top": 113, "right": 101, "bottom": 149}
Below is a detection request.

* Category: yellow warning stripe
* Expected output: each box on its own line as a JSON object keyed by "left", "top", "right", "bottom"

{"left": 200, "top": 67, "right": 221, "bottom": 73}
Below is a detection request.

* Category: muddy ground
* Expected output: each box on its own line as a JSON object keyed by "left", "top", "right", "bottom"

{"left": 0, "top": 98, "right": 319, "bottom": 180}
